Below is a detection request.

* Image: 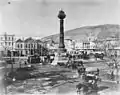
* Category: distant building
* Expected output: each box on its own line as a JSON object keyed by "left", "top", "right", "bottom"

{"left": 74, "top": 40, "right": 83, "bottom": 50}
{"left": 15, "top": 37, "right": 47, "bottom": 56}
{"left": 82, "top": 40, "right": 90, "bottom": 49}
{"left": 15, "top": 39, "right": 25, "bottom": 56}
{"left": 0, "top": 32, "right": 15, "bottom": 57}
{"left": 64, "top": 39, "right": 74, "bottom": 51}
{"left": 74, "top": 40, "right": 91, "bottom": 50}
{"left": 0, "top": 32, "right": 15, "bottom": 51}
{"left": 45, "top": 39, "right": 58, "bottom": 54}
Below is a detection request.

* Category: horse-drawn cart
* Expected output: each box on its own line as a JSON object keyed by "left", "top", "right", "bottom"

{"left": 66, "top": 60, "right": 84, "bottom": 69}
{"left": 76, "top": 73, "right": 101, "bottom": 94}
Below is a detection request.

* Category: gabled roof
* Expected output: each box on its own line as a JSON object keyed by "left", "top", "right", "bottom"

{"left": 65, "top": 38, "right": 72, "bottom": 41}
{"left": 35, "top": 39, "right": 42, "bottom": 43}
{"left": 16, "top": 39, "right": 23, "bottom": 43}
{"left": 24, "top": 37, "right": 35, "bottom": 43}
{"left": 82, "top": 40, "right": 90, "bottom": 43}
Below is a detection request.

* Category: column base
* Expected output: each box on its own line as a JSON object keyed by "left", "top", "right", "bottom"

{"left": 57, "top": 48, "right": 68, "bottom": 65}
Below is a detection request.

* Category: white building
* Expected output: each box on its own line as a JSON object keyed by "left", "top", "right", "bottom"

{"left": 15, "top": 37, "right": 44, "bottom": 56}
{"left": 0, "top": 32, "right": 15, "bottom": 51}
{"left": 64, "top": 39, "right": 74, "bottom": 52}
{"left": 74, "top": 40, "right": 91, "bottom": 50}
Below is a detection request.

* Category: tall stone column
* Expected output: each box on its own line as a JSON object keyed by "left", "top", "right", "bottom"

{"left": 51, "top": 10, "right": 67, "bottom": 65}
{"left": 58, "top": 10, "right": 66, "bottom": 54}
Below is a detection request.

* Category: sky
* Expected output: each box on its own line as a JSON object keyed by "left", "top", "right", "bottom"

{"left": 0, "top": 0, "right": 120, "bottom": 38}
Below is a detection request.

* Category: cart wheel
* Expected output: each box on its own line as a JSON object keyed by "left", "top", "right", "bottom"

{"left": 93, "top": 84, "right": 98, "bottom": 90}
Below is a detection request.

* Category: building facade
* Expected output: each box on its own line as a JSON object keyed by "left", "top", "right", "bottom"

{"left": 15, "top": 37, "right": 47, "bottom": 56}
{"left": 0, "top": 33, "right": 16, "bottom": 57}
{"left": 0, "top": 32, "right": 15, "bottom": 51}
{"left": 64, "top": 39, "right": 74, "bottom": 51}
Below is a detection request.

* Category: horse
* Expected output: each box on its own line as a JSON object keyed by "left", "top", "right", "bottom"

{"left": 76, "top": 83, "right": 89, "bottom": 94}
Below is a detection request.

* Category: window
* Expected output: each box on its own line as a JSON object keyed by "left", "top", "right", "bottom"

{"left": 12, "top": 37, "right": 14, "bottom": 41}
{"left": 25, "top": 44, "right": 27, "bottom": 48}
{"left": 4, "top": 36, "right": 7, "bottom": 41}
{"left": 35, "top": 44, "right": 37, "bottom": 49}
{"left": 26, "top": 51, "right": 28, "bottom": 55}
{"left": 9, "top": 37, "right": 11, "bottom": 40}
{"left": 18, "top": 44, "right": 19, "bottom": 48}
{"left": 9, "top": 42, "right": 11, "bottom": 46}
{"left": 5, "top": 42, "right": 7, "bottom": 46}
{"left": 21, "top": 51, "right": 23, "bottom": 55}
{"left": 31, "top": 44, "right": 33, "bottom": 48}
{"left": 29, "top": 44, "right": 30, "bottom": 48}
{"left": 21, "top": 44, "right": 22, "bottom": 48}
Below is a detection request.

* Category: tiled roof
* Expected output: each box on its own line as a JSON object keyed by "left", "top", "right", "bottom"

{"left": 24, "top": 37, "right": 35, "bottom": 43}
{"left": 82, "top": 40, "right": 90, "bottom": 43}
{"left": 16, "top": 39, "right": 23, "bottom": 43}
{"left": 35, "top": 39, "right": 42, "bottom": 43}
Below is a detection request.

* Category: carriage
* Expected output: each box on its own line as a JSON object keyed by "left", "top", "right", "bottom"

{"left": 27, "top": 54, "right": 41, "bottom": 64}
{"left": 66, "top": 60, "right": 84, "bottom": 69}
{"left": 77, "top": 66, "right": 86, "bottom": 76}
{"left": 76, "top": 73, "right": 101, "bottom": 94}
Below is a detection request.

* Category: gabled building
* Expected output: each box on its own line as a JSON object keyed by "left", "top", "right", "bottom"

{"left": 45, "top": 39, "right": 58, "bottom": 54}
{"left": 0, "top": 32, "right": 16, "bottom": 57}
{"left": 15, "top": 37, "right": 47, "bottom": 56}
{"left": 15, "top": 39, "right": 24, "bottom": 56}
{"left": 64, "top": 38, "right": 74, "bottom": 51}
{"left": 74, "top": 39, "right": 91, "bottom": 50}
{"left": 0, "top": 32, "right": 15, "bottom": 51}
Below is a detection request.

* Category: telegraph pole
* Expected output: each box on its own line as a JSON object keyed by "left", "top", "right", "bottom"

{"left": 11, "top": 35, "right": 14, "bottom": 72}
{"left": 4, "top": 32, "right": 7, "bottom": 95}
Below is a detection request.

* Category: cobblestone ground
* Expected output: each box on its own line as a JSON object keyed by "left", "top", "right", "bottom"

{"left": 1, "top": 59, "right": 120, "bottom": 95}
{"left": 4, "top": 65, "right": 76, "bottom": 95}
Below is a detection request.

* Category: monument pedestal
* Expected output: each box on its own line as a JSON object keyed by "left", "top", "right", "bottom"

{"left": 57, "top": 48, "right": 68, "bottom": 65}
{"left": 51, "top": 51, "right": 68, "bottom": 66}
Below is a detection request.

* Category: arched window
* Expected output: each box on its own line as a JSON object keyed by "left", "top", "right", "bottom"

{"left": 18, "top": 44, "right": 19, "bottom": 48}
{"left": 31, "top": 44, "right": 33, "bottom": 48}
{"left": 21, "top": 44, "right": 22, "bottom": 48}
{"left": 29, "top": 44, "right": 30, "bottom": 48}
{"left": 25, "top": 44, "right": 27, "bottom": 48}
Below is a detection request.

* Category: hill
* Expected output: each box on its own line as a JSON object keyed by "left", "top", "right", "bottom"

{"left": 41, "top": 24, "right": 120, "bottom": 42}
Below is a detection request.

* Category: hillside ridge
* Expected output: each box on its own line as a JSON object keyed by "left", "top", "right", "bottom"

{"left": 41, "top": 24, "right": 120, "bottom": 42}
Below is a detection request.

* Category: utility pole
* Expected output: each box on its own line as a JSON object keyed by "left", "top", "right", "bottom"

{"left": 11, "top": 35, "right": 14, "bottom": 72}
{"left": 4, "top": 32, "right": 7, "bottom": 95}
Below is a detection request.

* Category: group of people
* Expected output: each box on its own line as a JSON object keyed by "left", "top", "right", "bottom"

{"left": 40, "top": 55, "right": 55, "bottom": 64}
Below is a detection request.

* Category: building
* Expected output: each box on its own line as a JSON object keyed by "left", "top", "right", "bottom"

{"left": 15, "top": 39, "right": 25, "bottom": 56}
{"left": 64, "top": 38, "right": 74, "bottom": 52}
{"left": 82, "top": 40, "right": 90, "bottom": 49}
{"left": 0, "top": 32, "right": 15, "bottom": 50}
{"left": 15, "top": 37, "right": 47, "bottom": 56}
{"left": 0, "top": 32, "right": 15, "bottom": 57}
{"left": 45, "top": 39, "right": 58, "bottom": 54}
{"left": 74, "top": 40, "right": 91, "bottom": 50}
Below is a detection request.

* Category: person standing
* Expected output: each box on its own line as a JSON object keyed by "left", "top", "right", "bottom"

{"left": 111, "top": 71, "right": 114, "bottom": 80}
{"left": 97, "top": 68, "right": 100, "bottom": 76}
